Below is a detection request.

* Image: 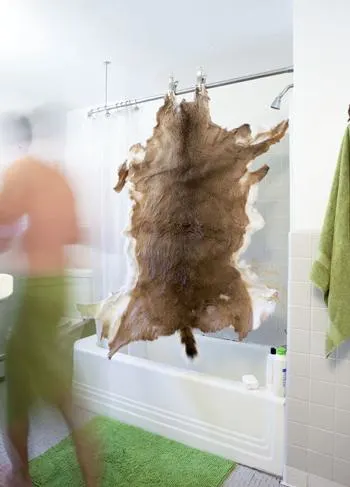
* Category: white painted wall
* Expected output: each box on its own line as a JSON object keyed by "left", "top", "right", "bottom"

{"left": 284, "top": 3, "right": 350, "bottom": 486}
{"left": 0, "top": 0, "right": 292, "bottom": 110}
{"left": 292, "top": 0, "right": 350, "bottom": 232}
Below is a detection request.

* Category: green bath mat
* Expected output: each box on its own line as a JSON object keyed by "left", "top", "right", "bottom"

{"left": 30, "top": 416, "right": 235, "bottom": 486}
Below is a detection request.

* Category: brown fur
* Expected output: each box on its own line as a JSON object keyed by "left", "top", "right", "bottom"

{"left": 114, "top": 162, "right": 128, "bottom": 192}
{"left": 109, "top": 89, "right": 288, "bottom": 358}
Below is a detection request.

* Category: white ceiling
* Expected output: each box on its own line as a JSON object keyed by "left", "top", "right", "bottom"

{"left": 0, "top": 0, "right": 293, "bottom": 111}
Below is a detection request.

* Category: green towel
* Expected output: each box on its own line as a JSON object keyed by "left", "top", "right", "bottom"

{"left": 310, "top": 126, "right": 350, "bottom": 356}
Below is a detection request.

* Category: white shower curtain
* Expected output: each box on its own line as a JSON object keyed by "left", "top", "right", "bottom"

{"left": 63, "top": 79, "right": 290, "bottom": 346}
{"left": 64, "top": 101, "right": 161, "bottom": 300}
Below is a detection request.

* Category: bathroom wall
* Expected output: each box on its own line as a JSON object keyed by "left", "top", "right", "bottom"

{"left": 64, "top": 74, "right": 291, "bottom": 346}
{"left": 285, "top": 1, "right": 350, "bottom": 486}
{"left": 286, "top": 234, "right": 350, "bottom": 487}
{"left": 291, "top": 0, "right": 350, "bottom": 232}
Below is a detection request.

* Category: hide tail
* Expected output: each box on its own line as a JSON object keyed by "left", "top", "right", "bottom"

{"left": 180, "top": 327, "right": 198, "bottom": 359}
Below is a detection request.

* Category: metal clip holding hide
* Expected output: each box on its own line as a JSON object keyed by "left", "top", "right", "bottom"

{"left": 168, "top": 74, "right": 178, "bottom": 96}
{"left": 196, "top": 67, "right": 207, "bottom": 90}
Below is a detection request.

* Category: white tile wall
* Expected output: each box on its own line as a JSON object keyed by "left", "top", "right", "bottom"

{"left": 286, "top": 232, "right": 350, "bottom": 487}
{"left": 288, "top": 421, "right": 309, "bottom": 449}
{"left": 289, "top": 282, "right": 312, "bottom": 308}
{"left": 307, "top": 450, "right": 333, "bottom": 481}
{"left": 289, "top": 328, "right": 310, "bottom": 353}
{"left": 308, "top": 427, "right": 334, "bottom": 457}
{"left": 309, "top": 403, "right": 334, "bottom": 431}
{"left": 287, "top": 445, "right": 308, "bottom": 472}
{"left": 310, "top": 380, "right": 335, "bottom": 407}
{"left": 288, "top": 398, "right": 310, "bottom": 425}
{"left": 283, "top": 465, "right": 308, "bottom": 487}
{"left": 289, "top": 306, "right": 311, "bottom": 331}
{"left": 289, "top": 375, "right": 310, "bottom": 401}
{"left": 334, "top": 459, "right": 350, "bottom": 486}
{"left": 288, "top": 351, "right": 310, "bottom": 377}
{"left": 283, "top": 466, "right": 349, "bottom": 487}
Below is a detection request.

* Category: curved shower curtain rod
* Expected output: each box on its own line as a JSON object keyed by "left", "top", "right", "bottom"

{"left": 87, "top": 65, "right": 294, "bottom": 118}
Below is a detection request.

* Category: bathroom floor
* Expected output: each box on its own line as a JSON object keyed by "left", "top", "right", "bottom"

{"left": 0, "top": 382, "right": 280, "bottom": 486}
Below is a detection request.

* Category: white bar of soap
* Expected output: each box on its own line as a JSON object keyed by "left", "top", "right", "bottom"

{"left": 242, "top": 374, "right": 259, "bottom": 390}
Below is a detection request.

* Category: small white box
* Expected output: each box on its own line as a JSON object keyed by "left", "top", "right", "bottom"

{"left": 242, "top": 374, "right": 260, "bottom": 390}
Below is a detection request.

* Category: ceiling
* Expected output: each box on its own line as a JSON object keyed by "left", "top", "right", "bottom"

{"left": 0, "top": 0, "right": 293, "bottom": 112}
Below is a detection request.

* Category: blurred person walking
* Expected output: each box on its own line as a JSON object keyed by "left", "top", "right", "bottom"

{"left": 0, "top": 113, "right": 99, "bottom": 487}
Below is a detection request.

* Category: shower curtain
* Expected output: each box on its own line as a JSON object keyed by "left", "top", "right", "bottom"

{"left": 64, "top": 102, "right": 161, "bottom": 300}
{"left": 64, "top": 78, "right": 290, "bottom": 346}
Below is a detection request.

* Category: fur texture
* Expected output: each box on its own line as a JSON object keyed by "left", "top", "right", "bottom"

{"left": 79, "top": 88, "right": 288, "bottom": 359}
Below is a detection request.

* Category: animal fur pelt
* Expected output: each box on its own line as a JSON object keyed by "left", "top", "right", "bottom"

{"left": 78, "top": 87, "right": 288, "bottom": 359}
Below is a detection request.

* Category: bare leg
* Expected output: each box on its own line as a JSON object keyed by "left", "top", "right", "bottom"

{"left": 5, "top": 417, "right": 33, "bottom": 486}
{"left": 58, "top": 394, "right": 100, "bottom": 487}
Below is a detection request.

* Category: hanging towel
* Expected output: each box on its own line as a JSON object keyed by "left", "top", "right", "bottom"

{"left": 311, "top": 126, "right": 350, "bottom": 357}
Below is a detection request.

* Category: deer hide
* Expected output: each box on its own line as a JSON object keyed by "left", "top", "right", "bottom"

{"left": 79, "top": 88, "right": 288, "bottom": 359}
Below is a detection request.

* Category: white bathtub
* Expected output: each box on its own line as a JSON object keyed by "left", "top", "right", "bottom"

{"left": 74, "top": 334, "right": 285, "bottom": 476}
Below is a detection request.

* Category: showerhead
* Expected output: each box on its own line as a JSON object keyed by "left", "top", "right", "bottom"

{"left": 271, "top": 96, "right": 282, "bottom": 110}
{"left": 270, "top": 83, "right": 293, "bottom": 110}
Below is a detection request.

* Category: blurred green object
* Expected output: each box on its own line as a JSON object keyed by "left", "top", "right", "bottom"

{"left": 30, "top": 416, "right": 235, "bottom": 486}
{"left": 1, "top": 271, "right": 95, "bottom": 384}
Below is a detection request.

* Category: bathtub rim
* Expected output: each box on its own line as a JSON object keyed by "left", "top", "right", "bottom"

{"left": 75, "top": 336, "right": 285, "bottom": 405}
